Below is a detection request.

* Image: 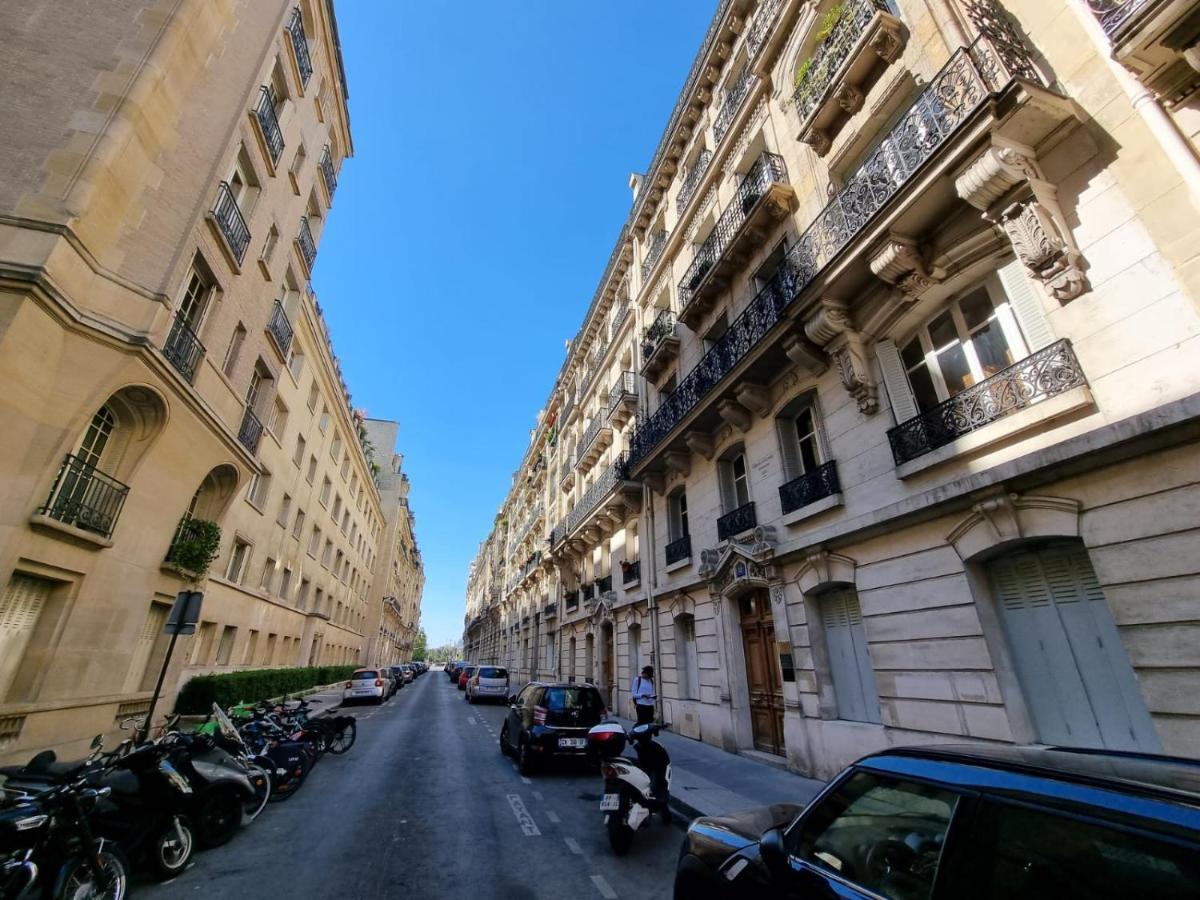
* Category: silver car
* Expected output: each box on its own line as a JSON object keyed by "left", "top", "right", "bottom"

{"left": 467, "top": 665, "right": 510, "bottom": 704}
{"left": 343, "top": 668, "right": 386, "bottom": 705}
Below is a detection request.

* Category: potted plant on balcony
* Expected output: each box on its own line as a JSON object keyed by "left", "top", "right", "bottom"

{"left": 164, "top": 518, "right": 222, "bottom": 581}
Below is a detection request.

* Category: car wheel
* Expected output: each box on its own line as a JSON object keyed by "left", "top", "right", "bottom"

{"left": 466, "top": 692, "right": 475, "bottom": 704}
{"left": 517, "top": 738, "right": 536, "bottom": 776}
{"left": 373, "top": 695, "right": 383, "bottom": 706}
{"left": 499, "top": 722, "right": 512, "bottom": 757}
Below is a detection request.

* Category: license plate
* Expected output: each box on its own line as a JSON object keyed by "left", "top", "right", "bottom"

{"left": 558, "top": 737, "right": 586, "bottom": 749}
{"left": 600, "top": 794, "right": 620, "bottom": 811}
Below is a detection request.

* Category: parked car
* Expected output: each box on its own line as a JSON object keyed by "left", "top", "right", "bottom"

{"left": 342, "top": 668, "right": 387, "bottom": 705}
{"left": 380, "top": 667, "right": 398, "bottom": 699}
{"left": 499, "top": 682, "right": 608, "bottom": 775}
{"left": 466, "top": 666, "right": 509, "bottom": 704}
{"left": 446, "top": 661, "right": 465, "bottom": 682}
{"left": 387, "top": 666, "right": 407, "bottom": 690}
{"left": 673, "top": 744, "right": 1200, "bottom": 899}
{"left": 399, "top": 664, "right": 415, "bottom": 684}
{"left": 457, "top": 665, "right": 478, "bottom": 691}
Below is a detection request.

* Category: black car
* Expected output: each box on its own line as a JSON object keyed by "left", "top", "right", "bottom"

{"left": 446, "top": 661, "right": 465, "bottom": 682}
{"left": 499, "top": 682, "right": 608, "bottom": 775}
{"left": 387, "top": 666, "right": 407, "bottom": 689}
{"left": 674, "top": 744, "right": 1200, "bottom": 899}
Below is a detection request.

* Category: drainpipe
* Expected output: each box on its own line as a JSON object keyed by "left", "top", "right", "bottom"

{"left": 643, "top": 480, "right": 664, "bottom": 726}
{"left": 1070, "top": 0, "right": 1200, "bottom": 206}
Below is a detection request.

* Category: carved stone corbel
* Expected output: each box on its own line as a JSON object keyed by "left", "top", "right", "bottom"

{"left": 804, "top": 129, "right": 831, "bottom": 157}
{"left": 683, "top": 431, "right": 715, "bottom": 460}
{"left": 955, "top": 145, "right": 1086, "bottom": 301}
{"left": 834, "top": 83, "right": 864, "bottom": 115}
{"left": 716, "top": 398, "right": 753, "bottom": 433}
{"left": 782, "top": 333, "right": 829, "bottom": 374}
{"left": 643, "top": 471, "right": 666, "bottom": 494}
{"left": 868, "top": 233, "right": 943, "bottom": 301}
{"left": 734, "top": 382, "right": 772, "bottom": 418}
{"left": 803, "top": 299, "right": 879, "bottom": 414}
{"left": 663, "top": 450, "right": 691, "bottom": 477}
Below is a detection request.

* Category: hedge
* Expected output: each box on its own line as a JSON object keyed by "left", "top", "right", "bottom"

{"left": 174, "top": 665, "right": 359, "bottom": 714}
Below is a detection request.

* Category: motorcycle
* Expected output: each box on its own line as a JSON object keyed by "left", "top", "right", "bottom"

{"left": 587, "top": 722, "right": 672, "bottom": 855}
{"left": 0, "top": 735, "right": 129, "bottom": 900}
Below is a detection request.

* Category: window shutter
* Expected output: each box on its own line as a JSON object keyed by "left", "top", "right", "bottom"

{"left": 775, "top": 415, "right": 802, "bottom": 482}
{"left": 997, "top": 258, "right": 1054, "bottom": 352}
{"left": 876, "top": 340, "right": 919, "bottom": 424}
{"left": 717, "top": 460, "right": 736, "bottom": 513}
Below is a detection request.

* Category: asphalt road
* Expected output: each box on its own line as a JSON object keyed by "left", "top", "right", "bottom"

{"left": 142, "top": 670, "right": 681, "bottom": 899}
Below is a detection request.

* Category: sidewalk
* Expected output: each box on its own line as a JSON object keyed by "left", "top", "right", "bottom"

{"left": 615, "top": 715, "right": 826, "bottom": 821}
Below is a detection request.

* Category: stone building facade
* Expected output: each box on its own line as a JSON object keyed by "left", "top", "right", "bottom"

{"left": 465, "top": 0, "right": 1200, "bottom": 778}
{"left": 0, "top": 0, "right": 421, "bottom": 763}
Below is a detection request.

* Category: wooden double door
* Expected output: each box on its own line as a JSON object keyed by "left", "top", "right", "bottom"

{"left": 739, "top": 591, "right": 784, "bottom": 756}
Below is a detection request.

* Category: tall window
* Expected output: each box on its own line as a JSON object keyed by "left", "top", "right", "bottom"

{"left": 776, "top": 396, "right": 824, "bottom": 482}
{"left": 177, "top": 267, "right": 212, "bottom": 331}
{"left": 675, "top": 614, "right": 699, "bottom": 700}
{"left": 78, "top": 406, "right": 116, "bottom": 469}
{"left": 627, "top": 623, "right": 642, "bottom": 687}
{"left": 668, "top": 490, "right": 689, "bottom": 540}
{"left": 718, "top": 451, "right": 750, "bottom": 512}
{"left": 222, "top": 323, "right": 246, "bottom": 377}
{"left": 292, "top": 508, "right": 305, "bottom": 539}
{"left": 226, "top": 538, "right": 252, "bottom": 583}
{"left": 293, "top": 433, "right": 306, "bottom": 467}
{"left": 820, "top": 589, "right": 882, "bottom": 723}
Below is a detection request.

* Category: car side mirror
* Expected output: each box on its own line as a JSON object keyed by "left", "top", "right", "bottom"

{"left": 759, "top": 827, "right": 789, "bottom": 879}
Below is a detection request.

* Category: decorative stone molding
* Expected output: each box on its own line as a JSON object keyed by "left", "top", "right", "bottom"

{"left": 734, "top": 382, "right": 772, "bottom": 418}
{"left": 723, "top": 97, "right": 770, "bottom": 176}
{"left": 803, "top": 128, "right": 832, "bottom": 156}
{"left": 869, "top": 25, "right": 905, "bottom": 64}
{"left": 834, "top": 83, "right": 864, "bottom": 114}
{"left": 795, "top": 548, "right": 857, "bottom": 595}
{"left": 663, "top": 450, "right": 691, "bottom": 477}
{"left": 643, "top": 471, "right": 666, "bottom": 494}
{"left": 782, "top": 333, "right": 828, "bottom": 374}
{"left": 717, "top": 398, "right": 753, "bottom": 432}
{"left": 684, "top": 430, "right": 715, "bottom": 460}
{"left": 868, "top": 233, "right": 943, "bottom": 301}
{"left": 946, "top": 491, "right": 1081, "bottom": 562}
{"left": 803, "top": 298, "right": 852, "bottom": 346}
{"left": 803, "top": 299, "right": 878, "bottom": 414}
{"left": 955, "top": 145, "right": 1086, "bottom": 301}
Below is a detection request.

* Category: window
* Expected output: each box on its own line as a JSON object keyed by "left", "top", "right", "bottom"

{"left": 259, "top": 557, "right": 277, "bottom": 592}
{"left": 776, "top": 396, "right": 824, "bottom": 482}
{"left": 627, "top": 624, "right": 642, "bottom": 685}
{"left": 307, "top": 383, "right": 319, "bottom": 411}
{"left": 668, "top": 490, "right": 689, "bottom": 541}
{"left": 222, "top": 323, "right": 247, "bottom": 377}
{"left": 320, "top": 477, "right": 332, "bottom": 507}
{"left": 292, "top": 508, "right": 305, "bottom": 539}
{"left": 260, "top": 224, "right": 280, "bottom": 265}
{"left": 215, "top": 625, "right": 237, "bottom": 665}
{"left": 899, "top": 279, "right": 1028, "bottom": 414}
{"left": 306, "top": 454, "right": 318, "bottom": 484}
{"left": 290, "top": 143, "right": 307, "bottom": 182}
{"left": 279, "top": 567, "right": 293, "bottom": 599}
{"left": 247, "top": 468, "right": 271, "bottom": 508}
{"left": 0, "top": 574, "right": 55, "bottom": 702}
{"left": 264, "top": 633, "right": 277, "bottom": 665}
{"left": 675, "top": 614, "right": 698, "bottom": 699}
{"left": 277, "top": 493, "right": 292, "bottom": 527}
{"left": 226, "top": 148, "right": 261, "bottom": 218}
{"left": 340, "top": 453, "right": 350, "bottom": 480}
{"left": 297, "top": 578, "right": 311, "bottom": 611}
{"left": 319, "top": 405, "right": 330, "bottom": 433}
{"left": 718, "top": 451, "right": 750, "bottom": 512}
{"left": 330, "top": 434, "right": 343, "bottom": 461}
{"left": 243, "top": 630, "right": 259, "bottom": 665}
{"left": 287, "top": 348, "right": 305, "bottom": 380}
{"left": 293, "top": 433, "right": 306, "bottom": 467}
{"left": 332, "top": 495, "right": 342, "bottom": 521}
{"left": 322, "top": 539, "right": 333, "bottom": 567}
{"left": 788, "top": 771, "right": 958, "bottom": 900}
{"left": 341, "top": 510, "right": 350, "bottom": 534}
{"left": 702, "top": 313, "right": 728, "bottom": 353}
{"left": 964, "top": 797, "right": 1200, "bottom": 899}
{"left": 177, "top": 265, "right": 213, "bottom": 332}
{"left": 819, "top": 589, "right": 882, "bottom": 723}
{"left": 226, "top": 538, "right": 252, "bottom": 583}
{"left": 308, "top": 525, "right": 321, "bottom": 557}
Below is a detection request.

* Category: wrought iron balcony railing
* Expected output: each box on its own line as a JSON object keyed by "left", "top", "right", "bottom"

{"left": 678, "top": 151, "right": 788, "bottom": 311}
{"left": 597, "top": 574, "right": 613, "bottom": 594}
{"left": 641, "top": 309, "right": 677, "bottom": 361}
{"left": 713, "top": 66, "right": 757, "bottom": 142}
{"left": 779, "top": 460, "right": 841, "bottom": 515}
{"left": 887, "top": 340, "right": 1087, "bottom": 466}
{"left": 565, "top": 453, "right": 630, "bottom": 534}
{"left": 549, "top": 522, "right": 566, "bottom": 547}
{"left": 238, "top": 406, "right": 264, "bottom": 454}
{"left": 288, "top": 7, "right": 313, "bottom": 87}
{"left": 746, "top": 0, "right": 784, "bottom": 59}
{"left": 1086, "top": 0, "right": 1152, "bottom": 37}
{"left": 267, "top": 300, "right": 294, "bottom": 355}
{"left": 665, "top": 534, "right": 692, "bottom": 566}
{"left": 163, "top": 313, "right": 205, "bottom": 384}
{"left": 608, "top": 371, "right": 636, "bottom": 412}
{"left": 628, "top": 33, "right": 1039, "bottom": 470}
{"left": 641, "top": 231, "right": 667, "bottom": 281}
{"left": 717, "top": 501, "right": 757, "bottom": 541}
{"left": 792, "top": 0, "right": 891, "bottom": 126}
{"left": 578, "top": 416, "right": 602, "bottom": 458}
{"left": 212, "top": 181, "right": 250, "bottom": 264}
{"left": 610, "top": 301, "right": 631, "bottom": 339}
{"left": 296, "top": 216, "right": 317, "bottom": 271}
{"left": 622, "top": 559, "right": 641, "bottom": 585}
{"left": 39, "top": 453, "right": 129, "bottom": 539}
{"left": 164, "top": 513, "right": 208, "bottom": 567}
{"left": 253, "top": 86, "right": 285, "bottom": 165}
{"left": 319, "top": 144, "right": 337, "bottom": 196}
{"left": 564, "top": 590, "right": 579, "bottom": 609}
{"left": 676, "top": 148, "right": 713, "bottom": 215}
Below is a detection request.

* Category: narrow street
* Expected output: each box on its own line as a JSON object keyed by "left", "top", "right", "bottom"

{"left": 142, "top": 673, "right": 680, "bottom": 899}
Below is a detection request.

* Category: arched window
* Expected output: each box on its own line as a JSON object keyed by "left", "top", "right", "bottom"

{"left": 78, "top": 406, "right": 116, "bottom": 469}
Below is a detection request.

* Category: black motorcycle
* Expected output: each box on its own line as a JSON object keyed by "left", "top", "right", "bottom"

{"left": 161, "top": 721, "right": 262, "bottom": 849}
{"left": 0, "top": 736, "right": 128, "bottom": 900}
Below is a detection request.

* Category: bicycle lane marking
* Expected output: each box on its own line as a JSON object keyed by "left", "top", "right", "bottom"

{"left": 506, "top": 794, "right": 541, "bottom": 836}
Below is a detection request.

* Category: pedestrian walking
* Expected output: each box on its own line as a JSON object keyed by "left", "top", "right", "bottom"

{"left": 632, "top": 665, "right": 656, "bottom": 725}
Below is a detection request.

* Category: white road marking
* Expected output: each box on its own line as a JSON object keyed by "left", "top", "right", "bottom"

{"left": 532, "top": 791, "right": 544, "bottom": 801}
{"left": 521, "top": 776, "right": 532, "bottom": 785}
{"left": 466, "top": 717, "right": 476, "bottom": 725}
{"left": 564, "top": 837, "right": 583, "bottom": 855}
{"left": 546, "top": 810, "right": 561, "bottom": 824}
{"left": 590, "top": 875, "right": 618, "bottom": 899}
{"left": 506, "top": 794, "right": 541, "bottom": 836}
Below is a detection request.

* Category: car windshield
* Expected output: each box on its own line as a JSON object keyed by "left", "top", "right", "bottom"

{"left": 478, "top": 667, "right": 507, "bottom": 679}
{"left": 355, "top": 671, "right": 379, "bottom": 680}
{"left": 463, "top": 667, "right": 477, "bottom": 676}
{"left": 543, "top": 687, "right": 602, "bottom": 712}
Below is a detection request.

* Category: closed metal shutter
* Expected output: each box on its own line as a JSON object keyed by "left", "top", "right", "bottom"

{"left": 0, "top": 574, "right": 52, "bottom": 700}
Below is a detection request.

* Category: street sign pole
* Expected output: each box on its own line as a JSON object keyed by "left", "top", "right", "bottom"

{"left": 139, "top": 590, "right": 204, "bottom": 743}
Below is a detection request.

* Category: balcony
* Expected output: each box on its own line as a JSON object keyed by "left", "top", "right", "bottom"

{"left": 252, "top": 86, "right": 285, "bottom": 167}
{"left": 37, "top": 454, "right": 129, "bottom": 540}
{"left": 266, "top": 300, "right": 294, "bottom": 356}
{"left": 163, "top": 314, "right": 205, "bottom": 384}
{"left": 211, "top": 181, "right": 250, "bottom": 265}
{"left": 641, "top": 309, "right": 680, "bottom": 381}
{"left": 628, "top": 33, "right": 1046, "bottom": 473}
{"left": 549, "top": 521, "right": 566, "bottom": 548}
{"left": 746, "top": 0, "right": 785, "bottom": 66}
{"left": 622, "top": 559, "right": 641, "bottom": 586}
{"left": 608, "top": 372, "right": 637, "bottom": 428}
{"left": 792, "top": 0, "right": 906, "bottom": 156}
{"left": 296, "top": 216, "right": 317, "bottom": 273}
{"left": 564, "top": 454, "right": 640, "bottom": 539}
{"left": 611, "top": 301, "right": 632, "bottom": 340}
{"left": 779, "top": 459, "right": 841, "bottom": 516}
{"left": 597, "top": 574, "right": 613, "bottom": 595}
{"left": 641, "top": 231, "right": 667, "bottom": 282}
{"left": 287, "top": 7, "right": 313, "bottom": 87}
{"left": 713, "top": 66, "right": 757, "bottom": 143}
{"left": 677, "top": 151, "right": 794, "bottom": 328}
{"left": 559, "top": 459, "right": 576, "bottom": 493}
{"left": 717, "top": 501, "right": 757, "bottom": 541}
{"left": 319, "top": 144, "right": 337, "bottom": 199}
{"left": 238, "top": 406, "right": 264, "bottom": 454}
{"left": 676, "top": 149, "right": 713, "bottom": 216}
{"left": 564, "top": 590, "right": 579, "bottom": 611}
{"left": 577, "top": 416, "right": 614, "bottom": 473}
{"left": 1088, "top": 0, "right": 1200, "bottom": 101}
{"left": 887, "top": 340, "right": 1088, "bottom": 466}
{"left": 543, "top": 602, "right": 557, "bottom": 620}
{"left": 665, "top": 534, "right": 692, "bottom": 567}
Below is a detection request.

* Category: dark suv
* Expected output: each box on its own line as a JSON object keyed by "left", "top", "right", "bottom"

{"left": 499, "top": 682, "right": 607, "bottom": 775}
{"left": 674, "top": 744, "right": 1200, "bottom": 899}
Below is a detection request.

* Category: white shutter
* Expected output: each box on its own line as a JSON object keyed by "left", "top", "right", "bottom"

{"left": 876, "top": 339, "right": 919, "bottom": 424}
{"left": 717, "top": 460, "right": 736, "bottom": 513}
{"left": 821, "top": 590, "right": 881, "bottom": 724}
{"left": 775, "top": 415, "right": 802, "bottom": 482}
{"left": 997, "top": 258, "right": 1054, "bottom": 352}
{"left": 123, "top": 603, "right": 168, "bottom": 693}
{"left": 0, "top": 575, "right": 51, "bottom": 700}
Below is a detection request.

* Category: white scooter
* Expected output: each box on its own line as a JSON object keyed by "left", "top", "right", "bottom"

{"left": 587, "top": 722, "right": 672, "bottom": 855}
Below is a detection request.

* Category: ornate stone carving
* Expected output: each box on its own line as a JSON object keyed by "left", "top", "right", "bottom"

{"left": 683, "top": 430, "right": 715, "bottom": 460}
{"left": 833, "top": 339, "right": 878, "bottom": 415}
{"left": 796, "top": 548, "right": 857, "bottom": 594}
{"left": 782, "top": 333, "right": 828, "bottom": 374}
{"left": 834, "top": 83, "right": 864, "bottom": 114}
{"left": 663, "top": 450, "right": 691, "bottom": 477}
{"left": 870, "top": 26, "right": 904, "bottom": 63}
{"left": 868, "top": 234, "right": 942, "bottom": 301}
{"left": 734, "top": 382, "right": 772, "bottom": 418}
{"left": 999, "top": 199, "right": 1086, "bottom": 301}
{"left": 803, "top": 298, "right": 852, "bottom": 346}
{"left": 717, "top": 398, "right": 752, "bottom": 432}
{"left": 804, "top": 128, "right": 831, "bottom": 157}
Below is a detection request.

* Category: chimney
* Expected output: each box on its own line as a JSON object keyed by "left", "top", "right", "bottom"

{"left": 629, "top": 172, "right": 644, "bottom": 202}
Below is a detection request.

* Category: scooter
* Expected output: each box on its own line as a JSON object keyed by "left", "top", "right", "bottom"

{"left": 587, "top": 722, "right": 672, "bottom": 855}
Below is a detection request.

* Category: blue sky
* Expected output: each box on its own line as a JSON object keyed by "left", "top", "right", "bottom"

{"left": 313, "top": 1, "right": 717, "bottom": 647}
